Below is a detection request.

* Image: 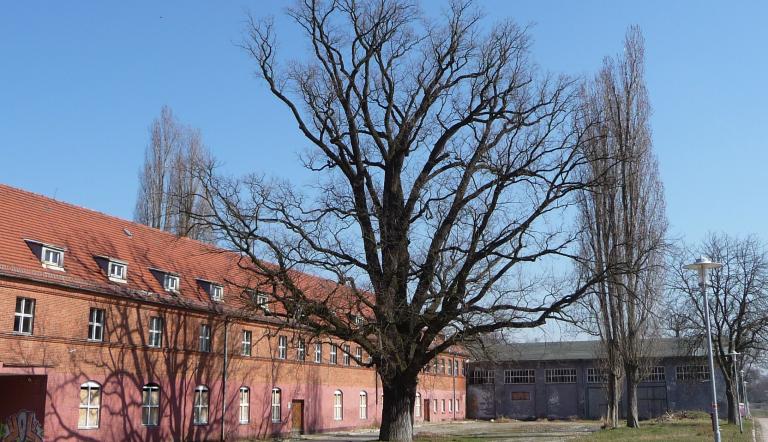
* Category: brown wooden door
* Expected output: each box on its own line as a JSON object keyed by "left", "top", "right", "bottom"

{"left": 291, "top": 400, "right": 304, "bottom": 435}
{"left": 423, "top": 398, "right": 431, "bottom": 422}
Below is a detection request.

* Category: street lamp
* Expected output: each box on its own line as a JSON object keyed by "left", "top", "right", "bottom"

{"left": 684, "top": 255, "right": 723, "bottom": 442}
{"left": 741, "top": 370, "right": 750, "bottom": 418}
{"left": 728, "top": 351, "right": 742, "bottom": 433}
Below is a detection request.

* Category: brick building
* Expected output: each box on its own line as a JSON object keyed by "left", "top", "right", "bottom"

{"left": 466, "top": 339, "right": 724, "bottom": 421}
{"left": 0, "top": 184, "right": 466, "bottom": 441}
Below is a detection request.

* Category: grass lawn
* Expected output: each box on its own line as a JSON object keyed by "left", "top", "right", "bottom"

{"left": 579, "top": 417, "right": 753, "bottom": 441}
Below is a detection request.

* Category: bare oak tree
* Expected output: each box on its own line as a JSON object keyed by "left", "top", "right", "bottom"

{"left": 575, "top": 27, "right": 667, "bottom": 428}
{"left": 134, "top": 106, "right": 213, "bottom": 241}
{"left": 194, "top": 2, "right": 606, "bottom": 440}
{"left": 668, "top": 234, "right": 768, "bottom": 423}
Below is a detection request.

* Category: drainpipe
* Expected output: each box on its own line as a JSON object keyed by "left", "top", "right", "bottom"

{"left": 452, "top": 354, "right": 456, "bottom": 420}
{"left": 221, "top": 318, "right": 230, "bottom": 441}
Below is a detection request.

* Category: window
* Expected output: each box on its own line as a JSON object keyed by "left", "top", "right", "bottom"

{"left": 277, "top": 335, "right": 287, "bottom": 359}
{"left": 141, "top": 384, "right": 160, "bottom": 426}
{"left": 454, "top": 360, "right": 459, "bottom": 377}
{"left": 78, "top": 381, "right": 101, "bottom": 429}
{"left": 359, "top": 391, "right": 368, "bottom": 419}
{"left": 510, "top": 391, "right": 531, "bottom": 401}
{"left": 330, "top": 345, "right": 338, "bottom": 364}
{"left": 210, "top": 284, "right": 223, "bottom": 302}
{"left": 343, "top": 344, "right": 350, "bottom": 366}
{"left": 415, "top": 393, "right": 421, "bottom": 417}
{"left": 193, "top": 386, "right": 209, "bottom": 425}
{"left": 469, "top": 369, "right": 495, "bottom": 385}
{"left": 42, "top": 246, "right": 64, "bottom": 269}
{"left": 439, "top": 359, "right": 445, "bottom": 374}
{"left": 87, "top": 308, "right": 105, "bottom": 342}
{"left": 504, "top": 369, "right": 535, "bottom": 384}
{"left": 333, "top": 390, "right": 343, "bottom": 420}
{"left": 355, "top": 346, "right": 362, "bottom": 365}
{"left": 239, "top": 387, "right": 250, "bottom": 424}
{"left": 199, "top": 324, "right": 211, "bottom": 353}
{"left": 676, "top": 365, "right": 709, "bottom": 381}
{"left": 587, "top": 368, "right": 608, "bottom": 383}
{"left": 271, "top": 388, "right": 281, "bottom": 422}
{"left": 545, "top": 368, "right": 577, "bottom": 384}
{"left": 455, "top": 398, "right": 460, "bottom": 412}
{"left": 314, "top": 343, "right": 322, "bottom": 363}
{"left": 148, "top": 316, "right": 163, "bottom": 348}
{"left": 108, "top": 261, "right": 127, "bottom": 282}
{"left": 441, "top": 399, "right": 446, "bottom": 413}
{"left": 13, "top": 297, "right": 35, "bottom": 335}
{"left": 354, "top": 315, "right": 364, "bottom": 326}
{"left": 254, "top": 292, "right": 269, "bottom": 313}
{"left": 239, "top": 330, "right": 252, "bottom": 356}
{"left": 644, "top": 366, "right": 666, "bottom": 382}
{"left": 447, "top": 359, "right": 453, "bottom": 376}
{"left": 297, "top": 339, "right": 306, "bottom": 361}
{"left": 163, "top": 274, "right": 179, "bottom": 292}
{"left": 432, "top": 399, "right": 438, "bottom": 413}
{"left": 448, "top": 398, "right": 453, "bottom": 412}
{"left": 463, "top": 360, "right": 469, "bottom": 376}
{"left": 433, "top": 359, "right": 438, "bottom": 373}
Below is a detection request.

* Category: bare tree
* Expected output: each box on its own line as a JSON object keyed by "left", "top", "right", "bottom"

{"left": 192, "top": 1, "right": 607, "bottom": 440}
{"left": 668, "top": 233, "right": 768, "bottom": 423}
{"left": 575, "top": 27, "right": 667, "bottom": 428}
{"left": 134, "top": 106, "right": 213, "bottom": 241}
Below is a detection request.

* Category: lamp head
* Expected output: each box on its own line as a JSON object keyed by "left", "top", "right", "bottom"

{"left": 684, "top": 255, "right": 723, "bottom": 285}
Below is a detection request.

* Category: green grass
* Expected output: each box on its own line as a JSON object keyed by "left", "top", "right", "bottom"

{"left": 579, "top": 418, "right": 753, "bottom": 441}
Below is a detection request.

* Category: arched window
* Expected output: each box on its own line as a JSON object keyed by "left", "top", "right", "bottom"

{"left": 193, "top": 385, "right": 209, "bottom": 425}
{"left": 239, "top": 387, "right": 250, "bottom": 424}
{"left": 271, "top": 388, "right": 281, "bottom": 422}
{"left": 414, "top": 393, "right": 421, "bottom": 417}
{"left": 359, "top": 391, "right": 367, "bottom": 419}
{"left": 78, "top": 381, "right": 101, "bottom": 429}
{"left": 141, "top": 383, "right": 160, "bottom": 426}
{"left": 333, "top": 390, "right": 343, "bottom": 421}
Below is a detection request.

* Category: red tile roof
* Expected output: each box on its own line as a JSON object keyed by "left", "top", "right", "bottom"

{"left": 0, "top": 183, "right": 279, "bottom": 316}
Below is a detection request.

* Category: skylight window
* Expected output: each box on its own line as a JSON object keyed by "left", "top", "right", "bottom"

{"left": 164, "top": 274, "right": 180, "bottom": 292}
{"left": 108, "top": 261, "right": 127, "bottom": 282}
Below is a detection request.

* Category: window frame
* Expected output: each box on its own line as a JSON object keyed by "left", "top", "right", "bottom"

{"left": 108, "top": 261, "right": 127, "bottom": 282}
{"left": 87, "top": 307, "right": 105, "bottom": 342}
{"left": 239, "top": 387, "right": 250, "bottom": 424}
{"left": 297, "top": 338, "right": 306, "bottom": 361}
{"left": 676, "top": 365, "right": 709, "bottom": 381}
{"left": 13, "top": 297, "right": 35, "bottom": 335}
{"left": 210, "top": 284, "right": 223, "bottom": 302}
{"left": 545, "top": 368, "right": 577, "bottom": 384}
{"left": 343, "top": 344, "right": 350, "bottom": 366}
{"left": 241, "top": 330, "right": 252, "bottom": 356}
{"left": 163, "top": 274, "right": 180, "bottom": 292}
{"left": 333, "top": 390, "right": 343, "bottom": 421}
{"left": 330, "top": 345, "right": 338, "bottom": 364}
{"left": 141, "top": 383, "right": 161, "bottom": 427}
{"left": 78, "top": 381, "right": 101, "bottom": 429}
{"left": 148, "top": 316, "right": 163, "bottom": 348}
{"left": 504, "top": 369, "right": 536, "bottom": 384}
{"left": 314, "top": 342, "right": 323, "bottom": 363}
{"left": 643, "top": 366, "right": 666, "bottom": 382}
{"left": 414, "top": 393, "right": 421, "bottom": 417}
{"left": 193, "top": 385, "right": 209, "bottom": 425}
{"left": 359, "top": 391, "right": 368, "bottom": 419}
{"left": 355, "top": 346, "right": 362, "bottom": 366}
{"left": 277, "top": 335, "right": 287, "bottom": 359}
{"left": 42, "top": 246, "right": 64, "bottom": 270}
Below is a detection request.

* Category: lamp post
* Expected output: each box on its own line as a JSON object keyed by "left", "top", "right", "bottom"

{"left": 741, "top": 370, "right": 750, "bottom": 418}
{"left": 684, "top": 255, "right": 723, "bottom": 442}
{"left": 728, "top": 351, "right": 742, "bottom": 433}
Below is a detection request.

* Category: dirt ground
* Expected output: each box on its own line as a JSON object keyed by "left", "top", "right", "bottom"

{"left": 298, "top": 420, "right": 602, "bottom": 442}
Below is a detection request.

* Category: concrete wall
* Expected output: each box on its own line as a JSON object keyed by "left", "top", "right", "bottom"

{"left": 0, "top": 277, "right": 466, "bottom": 441}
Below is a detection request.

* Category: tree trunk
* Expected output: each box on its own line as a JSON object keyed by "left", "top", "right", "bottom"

{"left": 625, "top": 366, "right": 639, "bottom": 428}
{"left": 725, "top": 382, "right": 737, "bottom": 424}
{"left": 378, "top": 373, "right": 417, "bottom": 442}
{"left": 607, "top": 373, "right": 621, "bottom": 428}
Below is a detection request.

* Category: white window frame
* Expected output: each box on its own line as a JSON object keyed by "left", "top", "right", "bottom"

{"left": 193, "top": 385, "right": 209, "bottom": 425}
{"left": 239, "top": 387, "right": 250, "bottom": 424}
{"left": 432, "top": 399, "right": 437, "bottom": 413}
{"left": 148, "top": 316, "right": 163, "bottom": 348}
{"left": 333, "top": 390, "right": 343, "bottom": 421}
{"left": 455, "top": 398, "right": 460, "bottom": 412}
{"left": 242, "top": 330, "right": 252, "bottom": 356}
{"left": 448, "top": 397, "right": 453, "bottom": 412}
{"left": 545, "top": 368, "right": 577, "bottom": 384}
{"left": 78, "top": 381, "right": 101, "bottom": 429}
{"left": 359, "top": 391, "right": 367, "bottom": 419}
{"left": 271, "top": 388, "right": 281, "bottom": 422}
{"left": 314, "top": 342, "right": 322, "bottom": 363}
{"left": 210, "top": 284, "right": 223, "bottom": 302}
{"left": 13, "top": 297, "right": 35, "bottom": 335}
{"left": 676, "top": 365, "right": 709, "bottom": 381}
{"left": 504, "top": 369, "right": 536, "bottom": 384}
{"left": 277, "top": 335, "right": 287, "bottom": 359}
{"left": 355, "top": 346, "right": 362, "bottom": 365}
{"left": 454, "top": 360, "right": 459, "bottom": 377}
{"left": 330, "top": 345, "right": 338, "bottom": 364}
{"left": 441, "top": 399, "right": 446, "bottom": 413}
{"left": 414, "top": 393, "right": 421, "bottom": 417}
{"left": 88, "top": 308, "right": 105, "bottom": 342}
{"left": 141, "top": 383, "right": 160, "bottom": 426}
{"left": 343, "top": 344, "right": 350, "bottom": 366}
{"left": 587, "top": 367, "right": 608, "bottom": 383}
{"left": 108, "top": 261, "right": 127, "bottom": 282}
{"left": 199, "top": 324, "right": 211, "bottom": 353}
{"left": 296, "top": 339, "right": 306, "bottom": 361}
{"left": 42, "top": 246, "right": 64, "bottom": 270}
{"left": 644, "top": 366, "right": 666, "bottom": 382}
{"left": 163, "top": 274, "right": 180, "bottom": 292}
{"left": 256, "top": 293, "right": 269, "bottom": 312}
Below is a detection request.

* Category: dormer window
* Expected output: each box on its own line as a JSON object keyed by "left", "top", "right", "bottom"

{"left": 24, "top": 240, "right": 67, "bottom": 271}
{"left": 108, "top": 261, "right": 127, "bottom": 283}
{"left": 43, "top": 247, "right": 63, "bottom": 268}
{"left": 209, "top": 284, "right": 223, "bottom": 302}
{"left": 164, "top": 274, "right": 180, "bottom": 292}
{"left": 256, "top": 293, "right": 269, "bottom": 312}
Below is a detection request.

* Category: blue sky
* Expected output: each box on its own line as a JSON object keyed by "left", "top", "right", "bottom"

{"left": 2, "top": 0, "right": 767, "bottom": 244}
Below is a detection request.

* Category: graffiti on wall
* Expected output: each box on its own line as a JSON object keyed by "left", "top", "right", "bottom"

{"left": 0, "top": 410, "right": 44, "bottom": 442}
